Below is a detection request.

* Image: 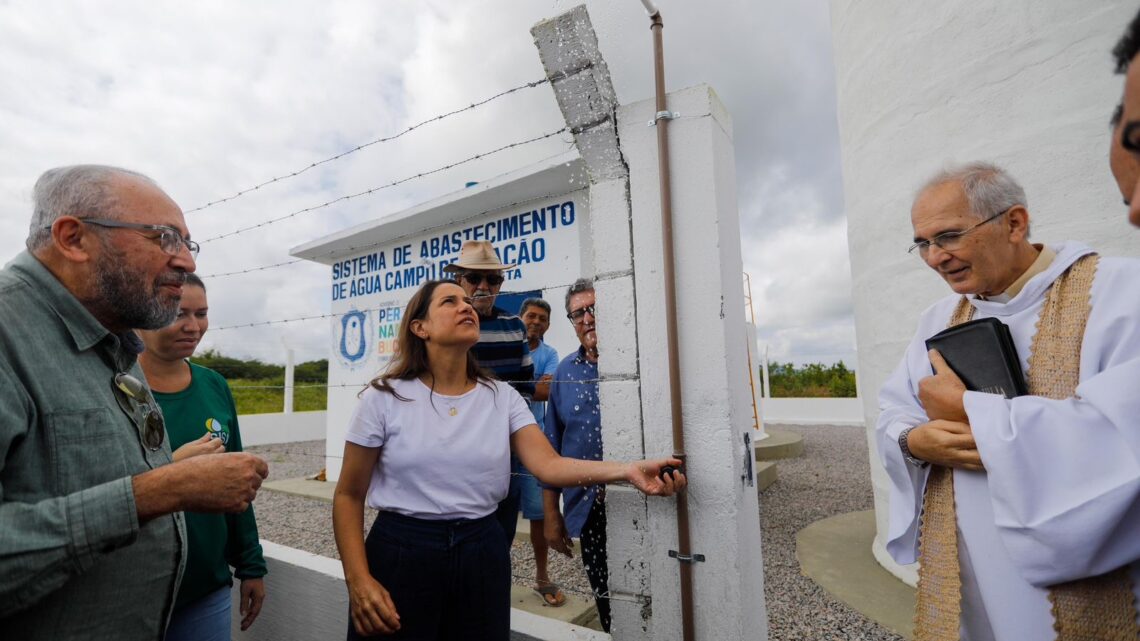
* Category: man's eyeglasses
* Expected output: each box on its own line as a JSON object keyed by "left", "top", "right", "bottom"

{"left": 907, "top": 208, "right": 1010, "bottom": 256}
{"left": 113, "top": 372, "right": 166, "bottom": 451}
{"left": 460, "top": 272, "right": 504, "bottom": 288}
{"left": 72, "top": 218, "right": 199, "bottom": 258}
{"left": 567, "top": 305, "right": 596, "bottom": 324}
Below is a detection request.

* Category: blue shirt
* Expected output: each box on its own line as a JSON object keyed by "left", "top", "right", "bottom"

{"left": 542, "top": 346, "right": 600, "bottom": 537}
{"left": 528, "top": 340, "right": 559, "bottom": 426}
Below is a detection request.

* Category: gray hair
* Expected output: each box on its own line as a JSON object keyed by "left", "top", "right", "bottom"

{"left": 519, "top": 297, "right": 551, "bottom": 316}
{"left": 564, "top": 277, "right": 594, "bottom": 313}
{"left": 27, "top": 165, "right": 156, "bottom": 251}
{"left": 919, "top": 161, "right": 1028, "bottom": 221}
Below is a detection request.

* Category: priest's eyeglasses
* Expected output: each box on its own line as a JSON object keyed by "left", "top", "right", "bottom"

{"left": 112, "top": 372, "right": 166, "bottom": 451}
{"left": 907, "top": 208, "right": 1010, "bottom": 255}
{"left": 75, "top": 218, "right": 200, "bottom": 258}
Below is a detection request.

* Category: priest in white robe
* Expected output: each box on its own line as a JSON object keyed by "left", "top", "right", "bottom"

{"left": 878, "top": 162, "right": 1140, "bottom": 641}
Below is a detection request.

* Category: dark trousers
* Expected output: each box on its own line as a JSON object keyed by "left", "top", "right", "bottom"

{"left": 348, "top": 511, "right": 510, "bottom": 641}
{"left": 493, "top": 458, "right": 523, "bottom": 548}
{"left": 580, "top": 498, "right": 611, "bottom": 632}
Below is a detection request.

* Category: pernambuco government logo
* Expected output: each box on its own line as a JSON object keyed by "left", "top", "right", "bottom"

{"left": 336, "top": 308, "right": 372, "bottom": 369}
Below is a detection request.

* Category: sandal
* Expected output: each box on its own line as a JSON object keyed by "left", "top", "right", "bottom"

{"left": 534, "top": 583, "right": 567, "bottom": 607}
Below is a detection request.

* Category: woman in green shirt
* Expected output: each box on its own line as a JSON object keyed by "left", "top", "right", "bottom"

{"left": 139, "top": 273, "right": 267, "bottom": 641}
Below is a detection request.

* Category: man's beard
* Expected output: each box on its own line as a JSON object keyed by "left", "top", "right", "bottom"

{"left": 93, "top": 252, "right": 186, "bottom": 330}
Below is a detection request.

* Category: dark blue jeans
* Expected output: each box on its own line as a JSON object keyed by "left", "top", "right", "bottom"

{"left": 348, "top": 511, "right": 510, "bottom": 641}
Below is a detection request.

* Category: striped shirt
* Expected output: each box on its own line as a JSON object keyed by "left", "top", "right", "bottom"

{"left": 473, "top": 307, "right": 535, "bottom": 398}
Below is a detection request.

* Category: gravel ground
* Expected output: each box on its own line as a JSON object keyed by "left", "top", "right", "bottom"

{"left": 248, "top": 425, "right": 905, "bottom": 640}
{"left": 760, "top": 424, "right": 904, "bottom": 641}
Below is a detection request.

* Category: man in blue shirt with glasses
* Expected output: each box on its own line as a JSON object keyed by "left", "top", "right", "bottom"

{"left": 541, "top": 277, "right": 609, "bottom": 631}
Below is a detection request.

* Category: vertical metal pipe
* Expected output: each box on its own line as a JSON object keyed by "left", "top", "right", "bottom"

{"left": 648, "top": 11, "right": 697, "bottom": 641}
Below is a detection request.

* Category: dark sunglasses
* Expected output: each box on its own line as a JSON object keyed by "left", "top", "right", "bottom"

{"left": 113, "top": 372, "right": 166, "bottom": 451}
{"left": 460, "top": 272, "right": 504, "bottom": 287}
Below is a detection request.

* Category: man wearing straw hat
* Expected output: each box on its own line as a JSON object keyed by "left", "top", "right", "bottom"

{"left": 444, "top": 240, "right": 535, "bottom": 547}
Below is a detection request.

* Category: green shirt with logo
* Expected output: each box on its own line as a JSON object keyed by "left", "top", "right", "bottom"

{"left": 154, "top": 362, "right": 267, "bottom": 609}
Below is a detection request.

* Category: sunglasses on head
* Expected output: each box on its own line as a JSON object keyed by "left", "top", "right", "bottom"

{"left": 460, "top": 272, "right": 504, "bottom": 287}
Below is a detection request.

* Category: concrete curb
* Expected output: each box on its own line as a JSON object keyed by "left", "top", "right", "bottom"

{"left": 796, "top": 510, "right": 915, "bottom": 639}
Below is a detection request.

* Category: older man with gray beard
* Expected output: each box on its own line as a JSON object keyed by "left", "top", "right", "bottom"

{"left": 0, "top": 165, "right": 269, "bottom": 641}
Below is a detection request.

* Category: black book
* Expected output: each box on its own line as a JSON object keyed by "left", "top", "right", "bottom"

{"left": 924, "top": 317, "right": 1028, "bottom": 398}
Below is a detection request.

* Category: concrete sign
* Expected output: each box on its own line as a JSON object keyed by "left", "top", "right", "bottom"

{"left": 293, "top": 153, "right": 589, "bottom": 479}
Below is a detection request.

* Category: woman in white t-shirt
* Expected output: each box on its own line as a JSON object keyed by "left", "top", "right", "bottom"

{"left": 332, "top": 280, "right": 685, "bottom": 641}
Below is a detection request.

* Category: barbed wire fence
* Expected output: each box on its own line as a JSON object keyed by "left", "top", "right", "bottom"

{"left": 185, "top": 77, "right": 551, "bottom": 215}
{"left": 178, "top": 73, "right": 589, "bottom": 368}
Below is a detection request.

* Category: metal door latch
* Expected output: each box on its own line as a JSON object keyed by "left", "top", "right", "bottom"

{"left": 668, "top": 550, "right": 706, "bottom": 564}
{"left": 742, "top": 432, "right": 755, "bottom": 487}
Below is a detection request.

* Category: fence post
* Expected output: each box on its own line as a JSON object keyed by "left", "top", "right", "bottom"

{"left": 284, "top": 348, "right": 295, "bottom": 414}
{"left": 761, "top": 344, "right": 771, "bottom": 399}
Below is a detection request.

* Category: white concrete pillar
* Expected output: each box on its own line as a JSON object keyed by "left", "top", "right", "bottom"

{"left": 534, "top": 7, "right": 766, "bottom": 638}
{"left": 618, "top": 83, "right": 768, "bottom": 641}
{"left": 829, "top": 0, "right": 1140, "bottom": 584}
{"left": 761, "top": 344, "right": 771, "bottom": 400}
{"left": 283, "top": 347, "right": 295, "bottom": 414}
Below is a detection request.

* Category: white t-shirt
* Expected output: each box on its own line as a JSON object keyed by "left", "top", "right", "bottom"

{"left": 344, "top": 377, "right": 536, "bottom": 520}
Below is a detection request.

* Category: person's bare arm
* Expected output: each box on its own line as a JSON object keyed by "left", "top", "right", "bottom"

{"left": 171, "top": 433, "right": 225, "bottom": 462}
{"left": 132, "top": 452, "right": 268, "bottom": 522}
{"left": 511, "top": 425, "right": 686, "bottom": 495}
{"left": 542, "top": 488, "right": 573, "bottom": 557}
{"left": 333, "top": 442, "right": 400, "bottom": 636}
{"left": 532, "top": 374, "right": 553, "bottom": 402}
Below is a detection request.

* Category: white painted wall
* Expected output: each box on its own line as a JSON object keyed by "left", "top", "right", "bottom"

{"left": 238, "top": 411, "right": 326, "bottom": 447}
{"left": 611, "top": 84, "right": 768, "bottom": 640}
{"left": 830, "top": 0, "right": 1140, "bottom": 584}
{"left": 760, "top": 398, "right": 862, "bottom": 426}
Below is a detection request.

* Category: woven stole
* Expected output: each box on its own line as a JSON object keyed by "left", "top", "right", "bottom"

{"left": 914, "top": 254, "right": 1139, "bottom": 641}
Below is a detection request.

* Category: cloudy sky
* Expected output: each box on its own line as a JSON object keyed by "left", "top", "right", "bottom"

{"left": 0, "top": 0, "right": 853, "bottom": 368}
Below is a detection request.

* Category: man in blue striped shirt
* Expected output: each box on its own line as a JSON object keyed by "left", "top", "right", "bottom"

{"left": 444, "top": 241, "right": 534, "bottom": 546}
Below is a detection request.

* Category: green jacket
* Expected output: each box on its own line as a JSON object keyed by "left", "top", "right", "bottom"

{"left": 154, "top": 363, "right": 267, "bottom": 609}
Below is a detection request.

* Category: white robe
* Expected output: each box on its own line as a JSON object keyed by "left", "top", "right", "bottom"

{"left": 877, "top": 241, "right": 1140, "bottom": 641}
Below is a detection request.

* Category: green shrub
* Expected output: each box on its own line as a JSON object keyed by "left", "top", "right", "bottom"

{"left": 769, "top": 361, "right": 857, "bottom": 398}
{"left": 226, "top": 377, "right": 328, "bottom": 415}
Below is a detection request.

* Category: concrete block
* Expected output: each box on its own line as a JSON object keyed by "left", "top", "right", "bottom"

{"left": 531, "top": 6, "right": 607, "bottom": 82}
{"left": 588, "top": 179, "right": 633, "bottom": 275}
{"left": 605, "top": 485, "right": 649, "bottom": 595}
{"left": 595, "top": 275, "right": 637, "bottom": 378}
{"left": 599, "top": 379, "right": 644, "bottom": 460}
{"left": 575, "top": 121, "right": 627, "bottom": 183}
{"left": 551, "top": 67, "right": 618, "bottom": 132}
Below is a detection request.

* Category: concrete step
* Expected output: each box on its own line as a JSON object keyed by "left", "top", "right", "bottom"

{"left": 756, "top": 460, "right": 778, "bottom": 491}
{"left": 754, "top": 427, "right": 804, "bottom": 461}
{"left": 796, "top": 509, "right": 915, "bottom": 639}
{"left": 509, "top": 583, "right": 599, "bottom": 628}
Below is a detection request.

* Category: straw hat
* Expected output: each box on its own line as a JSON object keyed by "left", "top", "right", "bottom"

{"left": 442, "top": 240, "right": 515, "bottom": 273}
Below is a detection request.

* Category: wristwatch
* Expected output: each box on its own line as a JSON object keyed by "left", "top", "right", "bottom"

{"left": 898, "top": 427, "right": 928, "bottom": 468}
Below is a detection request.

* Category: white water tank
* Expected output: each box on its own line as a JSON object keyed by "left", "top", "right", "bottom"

{"left": 829, "top": 0, "right": 1140, "bottom": 582}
